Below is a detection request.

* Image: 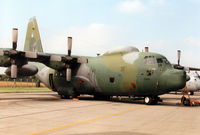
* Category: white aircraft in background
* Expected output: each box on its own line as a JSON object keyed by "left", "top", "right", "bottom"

{"left": 174, "top": 50, "right": 200, "bottom": 95}
{"left": 185, "top": 71, "right": 200, "bottom": 95}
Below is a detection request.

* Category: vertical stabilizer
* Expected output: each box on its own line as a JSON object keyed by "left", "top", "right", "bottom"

{"left": 24, "top": 17, "right": 43, "bottom": 52}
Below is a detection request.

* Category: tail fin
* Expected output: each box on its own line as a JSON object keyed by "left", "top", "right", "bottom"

{"left": 24, "top": 17, "right": 43, "bottom": 52}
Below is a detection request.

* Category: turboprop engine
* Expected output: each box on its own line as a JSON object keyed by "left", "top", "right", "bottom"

{"left": 5, "top": 64, "right": 38, "bottom": 77}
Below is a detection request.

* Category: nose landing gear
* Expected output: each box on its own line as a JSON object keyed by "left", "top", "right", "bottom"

{"left": 144, "top": 96, "right": 162, "bottom": 105}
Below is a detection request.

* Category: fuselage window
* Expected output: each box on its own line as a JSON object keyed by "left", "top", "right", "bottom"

{"left": 144, "top": 56, "right": 156, "bottom": 65}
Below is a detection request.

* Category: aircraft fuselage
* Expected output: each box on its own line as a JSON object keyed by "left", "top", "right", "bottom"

{"left": 38, "top": 50, "right": 186, "bottom": 98}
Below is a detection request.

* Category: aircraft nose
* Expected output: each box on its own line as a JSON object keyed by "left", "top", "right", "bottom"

{"left": 165, "top": 69, "right": 186, "bottom": 90}
{"left": 172, "top": 69, "right": 186, "bottom": 89}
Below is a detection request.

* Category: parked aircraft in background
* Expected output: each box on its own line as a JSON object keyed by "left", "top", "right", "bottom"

{"left": 181, "top": 71, "right": 200, "bottom": 95}
{"left": 0, "top": 17, "right": 199, "bottom": 105}
{"left": 173, "top": 50, "right": 200, "bottom": 95}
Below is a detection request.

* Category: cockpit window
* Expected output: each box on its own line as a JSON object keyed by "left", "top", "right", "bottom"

{"left": 156, "top": 58, "right": 170, "bottom": 64}
{"left": 144, "top": 56, "right": 157, "bottom": 65}
{"left": 163, "top": 58, "right": 169, "bottom": 64}
{"left": 157, "top": 58, "right": 163, "bottom": 63}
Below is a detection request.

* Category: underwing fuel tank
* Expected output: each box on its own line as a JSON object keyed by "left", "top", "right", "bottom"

{"left": 5, "top": 64, "right": 38, "bottom": 77}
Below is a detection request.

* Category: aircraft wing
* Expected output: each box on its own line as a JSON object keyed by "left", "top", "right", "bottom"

{"left": 0, "top": 48, "right": 88, "bottom": 80}
{"left": 173, "top": 64, "right": 200, "bottom": 71}
{"left": 0, "top": 47, "right": 86, "bottom": 70}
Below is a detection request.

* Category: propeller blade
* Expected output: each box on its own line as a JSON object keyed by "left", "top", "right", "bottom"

{"left": 68, "top": 37, "right": 72, "bottom": 56}
{"left": 12, "top": 28, "right": 18, "bottom": 50}
{"left": 177, "top": 50, "right": 181, "bottom": 66}
{"left": 11, "top": 64, "right": 17, "bottom": 78}
{"left": 66, "top": 67, "right": 71, "bottom": 81}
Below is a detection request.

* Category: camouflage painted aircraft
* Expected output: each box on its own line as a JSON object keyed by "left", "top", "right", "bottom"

{"left": 0, "top": 17, "right": 197, "bottom": 104}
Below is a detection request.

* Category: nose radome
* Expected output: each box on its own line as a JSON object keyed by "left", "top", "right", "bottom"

{"left": 171, "top": 69, "right": 186, "bottom": 76}
{"left": 163, "top": 69, "right": 186, "bottom": 91}
{"left": 171, "top": 69, "right": 186, "bottom": 89}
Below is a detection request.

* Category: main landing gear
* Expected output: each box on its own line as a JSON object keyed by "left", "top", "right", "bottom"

{"left": 58, "top": 91, "right": 78, "bottom": 99}
{"left": 93, "top": 95, "right": 111, "bottom": 100}
{"left": 144, "top": 96, "right": 162, "bottom": 105}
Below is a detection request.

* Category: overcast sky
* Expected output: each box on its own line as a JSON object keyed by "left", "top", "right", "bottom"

{"left": 0, "top": 0, "right": 200, "bottom": 73}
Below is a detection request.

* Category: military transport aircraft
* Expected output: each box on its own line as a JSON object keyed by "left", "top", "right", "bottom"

{"left": 0, "top": 17, "right": 197, "bottom": 105}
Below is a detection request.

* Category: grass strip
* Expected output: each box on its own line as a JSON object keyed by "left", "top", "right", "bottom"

{"left": 0, "top": 87, "right": 51, "bottom": 93}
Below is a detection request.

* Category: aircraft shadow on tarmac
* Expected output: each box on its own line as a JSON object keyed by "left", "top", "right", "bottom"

{"left": 1, "top": 93, "right": 199, "bottom": 107}
{"left": 77, "top": 95, "right": 200, "bottom": 107}
{"left": 78, "top": 96, "right": 145, "bottom": 105}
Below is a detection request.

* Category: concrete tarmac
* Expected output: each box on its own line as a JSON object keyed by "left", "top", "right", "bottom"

{"left": 0, "top": 92, "right": 200, "bottom": 135}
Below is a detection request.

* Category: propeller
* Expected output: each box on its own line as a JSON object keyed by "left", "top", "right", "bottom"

{"left": 68, "top": 37, "right": 72, "bottom": 56}
{"left": 50, "top": 36, "right": 88, "bottom": 81}
{"left": 66, "top": 37, "right": 72, "bottom": 81}
{"left": 66, "top": 67, "right": 71, "bottom": 81}
{"left": 176, "top": 50, "right": 190, "bottom": 71}
{"left": 12, "top": 28, "right": 18, "bottom": 50}
{"left": 10, "top": 28, "right": 18, "bottom": 78}
{"left": 177, "top": 50, "right": 181, "bottom": 66}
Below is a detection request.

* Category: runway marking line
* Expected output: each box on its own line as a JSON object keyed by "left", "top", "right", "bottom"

{"left": 29, "top": 105, "right": 148, "bottom": 135}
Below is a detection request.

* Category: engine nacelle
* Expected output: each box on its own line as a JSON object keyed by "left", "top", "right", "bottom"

{"left": 5, "top": 64, "right": 38, "bottom": 77}
{"left": 0, "top": 56, "right": 11, "bottom": 67}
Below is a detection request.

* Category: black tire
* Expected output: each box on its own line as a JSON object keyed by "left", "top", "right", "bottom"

{"left": 152, "top": 98, "right": 158, "bottom": 105}
{"left": 144, "top": 96, "right": 153, "bottom": 105}
{"left": 185, "top": 99, "right": 191, "bottom": 106}
{"left": 36, "top": 80, "right": 40, "bottom": 87}
{"left": 94, "top": 95, "right": 111, "bottom": 100}
{"left": 190, "top": 91, "right": 194, "bottom": 95}
{"left": 60, "top": 94, "right": 70, "bottom": 99}
{"left": 181, "top": 96, "right": 186, "bottom": 104}
{"left": 152, "top": 96, "right": 161, "bottom": 105}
